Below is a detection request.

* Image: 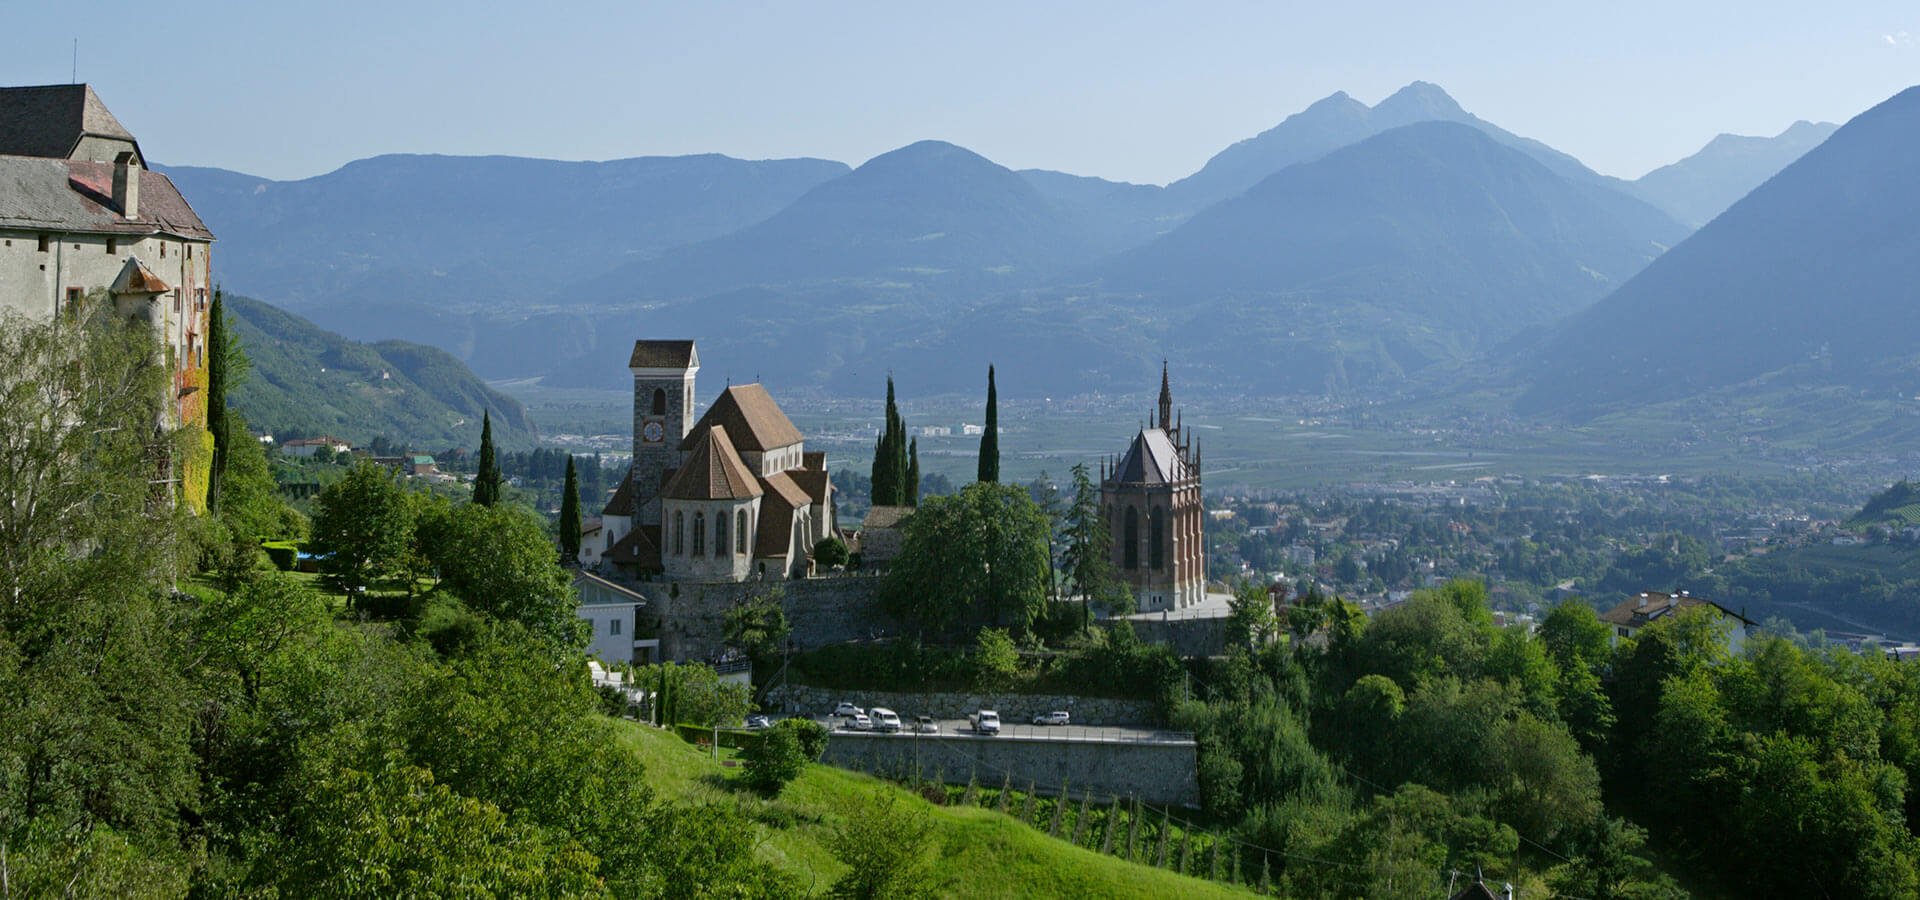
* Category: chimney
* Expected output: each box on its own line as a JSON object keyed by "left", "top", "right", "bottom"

{"left": 1638, "top": 592, "right": 1649, "bottom": 609}
{"left": 112, "top": 151, "right": 139, "bottom": 221}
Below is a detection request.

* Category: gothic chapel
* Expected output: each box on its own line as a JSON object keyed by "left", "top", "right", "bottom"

{"left": 1101, "top": 364, "right": 1206, "bottom": 611}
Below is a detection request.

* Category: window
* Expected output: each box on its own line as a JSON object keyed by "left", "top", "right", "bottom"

{"left": 64, "top": 287, "right": 82, "bottom": 316}
{"left": 651, "top": 388, "right": 666, "bottom": 416}
{"left": 737, "top": 510, "right": 748, "bottom": 553}
{"left": 610, "top": 618, "right": 621, "bottom": 636}
{"left": 106, "top": 238, "right": 116, "bottom": 254}
{"left": 674, "top": 511, "right": 685, "bottom": 555}
{"left": 692, "top": 512, "right": 706, "bottom": 556}
{"left": 715, "top": 512, "right": 727, "bottom": 557}
{"left": 159, "top": 242, "right": 166, "bottom": 258}
{"left": 1123, "top": 507, "right": 1140, "bottom": 570}
{"left": 37, "top": 234, "right": 49, "bottom": 252}
{"left": 1149, "top": 506, "right": 1166, "bottom": 569}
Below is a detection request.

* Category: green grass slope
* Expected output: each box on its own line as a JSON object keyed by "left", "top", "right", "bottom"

{"left": 610, "top": 721, "right": 1249, "bottom": 898}
{"left": 226, "top": 294, "right": 538, "bottom": 449}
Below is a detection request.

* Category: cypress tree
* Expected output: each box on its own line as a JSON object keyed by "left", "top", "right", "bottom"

{"left": 473, "top": 411, "right": 501, "bottom": 505}
{"left": 906, "top": 437, "right": 921, "bottom": 506}
{"left": 559, "top": 455, "right": 582, "bottom": 564}
{"left": 206, "top": 288, "right": 229, "bottom": 512}
{"left": 977, "top": 364, "right": 999, "bottom": 483}
{"left": 870, "top": 433, "right": 893, "bottom": 506}
{"left": 871, "top": 377, "right": 908, "bottom": 506}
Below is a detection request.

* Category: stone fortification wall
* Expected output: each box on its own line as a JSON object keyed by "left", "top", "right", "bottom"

{"left": 822, "top": 731, "right": 1198, "bottom": 806}
{"left": 634, "top": 574, "right": 892, "bottom": 662}
{"left": 1127, "top": 614, "right": 1229, "bottom": 658}
{"left": 764, "top": 683, "right": 1158, "bottom": 726}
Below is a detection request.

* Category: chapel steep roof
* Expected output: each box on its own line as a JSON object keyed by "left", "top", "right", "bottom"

{"left": 662, "top": 425, "right": 763, "bottom": 501}
{"left": 1110, "top": 428, "right": 1191, "bottom": 486}
{"left": 682, "top": 384, "right": 803, "bottom": 453}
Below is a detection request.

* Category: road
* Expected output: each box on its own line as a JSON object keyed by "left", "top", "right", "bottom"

{"left": 812, "top": 717, "right": 1192, "bottom": 745}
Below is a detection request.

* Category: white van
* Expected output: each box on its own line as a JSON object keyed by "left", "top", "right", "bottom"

{"left": 870, "top": 707, "right": 903, "bottom": 732}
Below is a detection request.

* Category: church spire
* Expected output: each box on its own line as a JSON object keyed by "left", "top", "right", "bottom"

{"left": 1157, "top": 360, "right": 1172, "bottom": 431}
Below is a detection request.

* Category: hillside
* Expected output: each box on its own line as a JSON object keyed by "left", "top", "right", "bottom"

{"left": 1517, "top": 85, "right": 1920, "bottom": 418}
{"left": 613, "top": 719, "right": 1250, "bottom": 898}
{"left": 574, "top": 140, "right": 1099, "bottom": 301}
{"left": 1100, "top": 121, "right": 1683, "bottom": 388}
{"left": 226, "top": 294, "right": 537, "bottom": 449}
{"left": 159, "top": 152, "right": 849, "bottom": 312}
{"left": 1627, "top": 120, "right": 1838, "bottom": 227}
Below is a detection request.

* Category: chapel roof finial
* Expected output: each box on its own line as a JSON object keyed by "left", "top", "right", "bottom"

{"left": 1157, "top": 360, "right": 1172, "bottom": 431}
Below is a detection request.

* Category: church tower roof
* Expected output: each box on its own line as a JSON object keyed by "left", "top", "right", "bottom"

{"left": 1157, "top": 360, "right": 1173, "bottom": 431}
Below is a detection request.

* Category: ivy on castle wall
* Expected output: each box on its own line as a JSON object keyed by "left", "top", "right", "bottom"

{"left": 177, "top": 357, "right": 212, "bottom": 513}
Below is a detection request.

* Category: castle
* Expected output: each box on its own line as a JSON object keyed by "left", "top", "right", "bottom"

{"left": 594, "top": 339, "right": 837, "bottom": 582}
{"left": 1101, "top": 364, "right": 1207, "bottom": 611}
{"left": 0, "top": 84, "right": 216, "bottom": 503}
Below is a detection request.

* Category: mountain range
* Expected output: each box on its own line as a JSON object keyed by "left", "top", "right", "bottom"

{"left": 1518, "top": 86, "right": 1920, "bottom": 418}
{"left": 166, "top": 81, "right": 1848, "bottom": 421}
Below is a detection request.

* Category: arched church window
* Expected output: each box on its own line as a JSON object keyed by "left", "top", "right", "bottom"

{"left": 715, "top": 512, "right": 728, "bottom": 557}
{"left": 737, "top": 510, "right": 748, "bottom": 554}
{"left": 674, "top": 511, "right": 685, "bottom": 555}
{"left": 1123, "top": 507, "right": 1140, "bottom": 570}
{"left": 651, "top": 388, "right": 666, "bottom": 416}
{"left": 1150, "top": 506, "right": 1166, "bottom": 569}
{"left": 693, "top": 512, "right": 706, "bottom": 556}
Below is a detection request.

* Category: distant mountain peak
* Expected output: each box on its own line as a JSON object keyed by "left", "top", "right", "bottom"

{"left": 857, "top": 139, "right": 1000, "bottom": 173}
{"left": 1374, "top": 81, "right": 1467, "bottom": 119}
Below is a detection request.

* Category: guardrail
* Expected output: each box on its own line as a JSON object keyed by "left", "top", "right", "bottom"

{"left": 821, "top": 720, "right": 1195, "bottom": 746}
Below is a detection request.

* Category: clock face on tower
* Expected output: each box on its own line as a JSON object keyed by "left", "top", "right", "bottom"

{"left": 642, "top": 419, "right": 665, "bottom": 444}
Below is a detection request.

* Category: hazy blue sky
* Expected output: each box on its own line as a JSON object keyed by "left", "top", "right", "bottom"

{"left": 3, "top": 2, "right": 1914, "bottom": 183}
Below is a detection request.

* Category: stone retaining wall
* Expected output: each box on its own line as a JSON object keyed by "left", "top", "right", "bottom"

{"left": 823, "top": 730, "right": 1199, "bottom": 806}
{"left": 764, "top": 683, "right": 1158, "bottom": 726}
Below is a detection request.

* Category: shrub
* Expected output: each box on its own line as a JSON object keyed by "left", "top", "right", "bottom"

{"left": 775, "top": 717, "right": 830, "bottom": 761}
{"left": 262, "top": 541, "right": 299, "bottom": 571}
{"left": 814, "top": 536, "right": 850, "bottom": 569}
{"left": 742, "top": 725, "right": 808, "bottom": 795}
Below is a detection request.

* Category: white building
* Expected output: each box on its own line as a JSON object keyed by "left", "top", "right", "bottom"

{"left": 1600, "top": 590, "right": 1754, "bottom": 654}
{"left": 574, "top": 571, "right": 659, "bottom": 665}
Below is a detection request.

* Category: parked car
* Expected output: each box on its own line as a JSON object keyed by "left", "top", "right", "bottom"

{"left": 745, "top": 714, "right": 772, "bottom": 729}
{"left": 832, "top": 702, "right": 865, "bottom": 718}
{"left": 1032, "top": 711, "right": 1070, "bottom": 726}
{"left": 870, "top": 707, "right": 903, "bottom": 732}
{"left": 970, "top": 709, "right": 1002, "bottom": 735}
{"left": 840, "top": 712, "right": 873, "bottom": 731}
{"left": 910, "top": 715, "right": 940, "bottom": 734}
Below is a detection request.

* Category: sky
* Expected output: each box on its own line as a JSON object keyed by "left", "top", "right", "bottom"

{"left": 3, "top": 2, "right": 1916, "bottom": 183}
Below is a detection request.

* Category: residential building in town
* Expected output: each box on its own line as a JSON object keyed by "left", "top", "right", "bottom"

{"left": 281, "top": 436, "right": 353, "bottom": 457}
{"left": 1100, "top": 364, "right": 1206, "bottom": 611}
{"left": 1600, "top": 589, "right": 1754, "bottom": 653}
{"left": 574, "top": 570, "right": 659, "bottom": 665}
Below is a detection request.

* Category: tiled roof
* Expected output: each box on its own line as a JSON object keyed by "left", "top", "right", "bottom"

{"left": 755, "top": 494, "right": 797, "bottom": 560}
{"left": 683, "top": 384, "right": 803, "bottom": 452}
{"left": 573, "top": 570, "right": 650, "bottom": 606}
{"left": 0, "top": 85, "right": 137, "bottom": 161}
{"left": 628, "top": 340, "right": 698, "bottom": 369}
{"left": 663, "top": 426, "right": 763, "bottom": 501}
{"left": 1110, "top": 428, "right": 1189, "bottom": 486}
{"left": 601, "top": 470, "right": 641, "bottom": 517}
{"left": 862, "top": 505, "right": 915, "bottom": 530}
{"left": 606, "top": 525, "right": 662, "bottom": 571}
{"left": 0, "top": 156, "right": 212, "bottom": 239}
{"left": 789, "top": 467, "right": 832, "bottom": 506}
{"left": 1599, "top": 590, "right": 1754, "bottom": 629}
{"left": 110, "top": 257, "right": 169, "bottom": 294}
{"left": 758, "top": 470, "right": 811, "bottom": 509}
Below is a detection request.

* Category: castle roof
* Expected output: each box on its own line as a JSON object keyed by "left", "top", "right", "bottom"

{"left": 683, "top": 384, "right": 803, "bottom": 453}
{"left": 0, "top": 156, "right": 212, "bottom": 239}
{"left": 0, "top": 85, "right": 138, "bottom": 162}
{"left": 110, "top": 257, "right": 170, "bottom": 294}
{"left": 628, "top": 339, "right": 698, "bottom": 369}
{"left": 1111, "top": 428, "right": 1190, "bottom": 486}
{"left": 662, "top": 425, "right": 763, "bottom": 501}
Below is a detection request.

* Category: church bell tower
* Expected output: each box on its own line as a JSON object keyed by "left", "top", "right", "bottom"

{"left": 628, "top": 340, "right": 700, "bottom": 525}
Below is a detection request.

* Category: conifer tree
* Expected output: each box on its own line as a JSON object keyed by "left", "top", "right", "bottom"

{"left": 906, "top": 437, "right": 921, "bottom": 506}
{"left": 206, "top": 288, "right": 230, "bottom": 512}
{"left": 472, "top": 411, "right": 502, "bottom": 506}
{"left": 977, "top": 365, "right": 999, "bottom": 483}
{"left": 559, "top": 455, "right": 581, "bottom": 564}
{"left": 871, "top": 376, "right": 913, "bottom": 506}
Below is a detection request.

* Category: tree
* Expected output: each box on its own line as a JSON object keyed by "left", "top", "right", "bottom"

{"left": 826, "top": 794, "right": 937, "bottom": 899}
{"left": 1226, "top": 580, "right": 1280, "bottom": 649}
{"left": 883, "top": 482, "right": 1053, "bottom": 637}
{"left": 427, "top": 502, "right": 580, "bottom": 644}
{"left": 472, "top": 410, "right": 502, "bottom": 506}
{"left": 1061, "top": 463, "right": 1126, "bottom": 622}
{"left": 206, "top": 288, "right": 233, "bottom": 513}
{"left": 813, "top": 536, "right": 850, "bottom": 569}
{"left": 723, "top": 584, "right": 790, "bottom": 672}
{"left": 558, "top": 454, "right": 581, "bottom": 564}
{"left": 741, "top": 726, "right": 808, "bottom": 795}
{"left": 870, "top": 376, "right": 911, "bottom": 506}
{"left": 906, "top": 436, "right": 921, "bottom": 506}
{"left": 977, "top": 364, "right": 998, "bottom": 483}
{"left": 312, "top": 460, "right": 413, "bottom": 595}
{"left": 973, "top": 627, "right": 1020, "bottom": 690}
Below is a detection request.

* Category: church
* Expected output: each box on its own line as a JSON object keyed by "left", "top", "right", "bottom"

{"left": 594, "top": 339, "right": 836, "bottom": 583}
{"left": 1101, "top": 365, "right": 1207, "bottom": 611}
